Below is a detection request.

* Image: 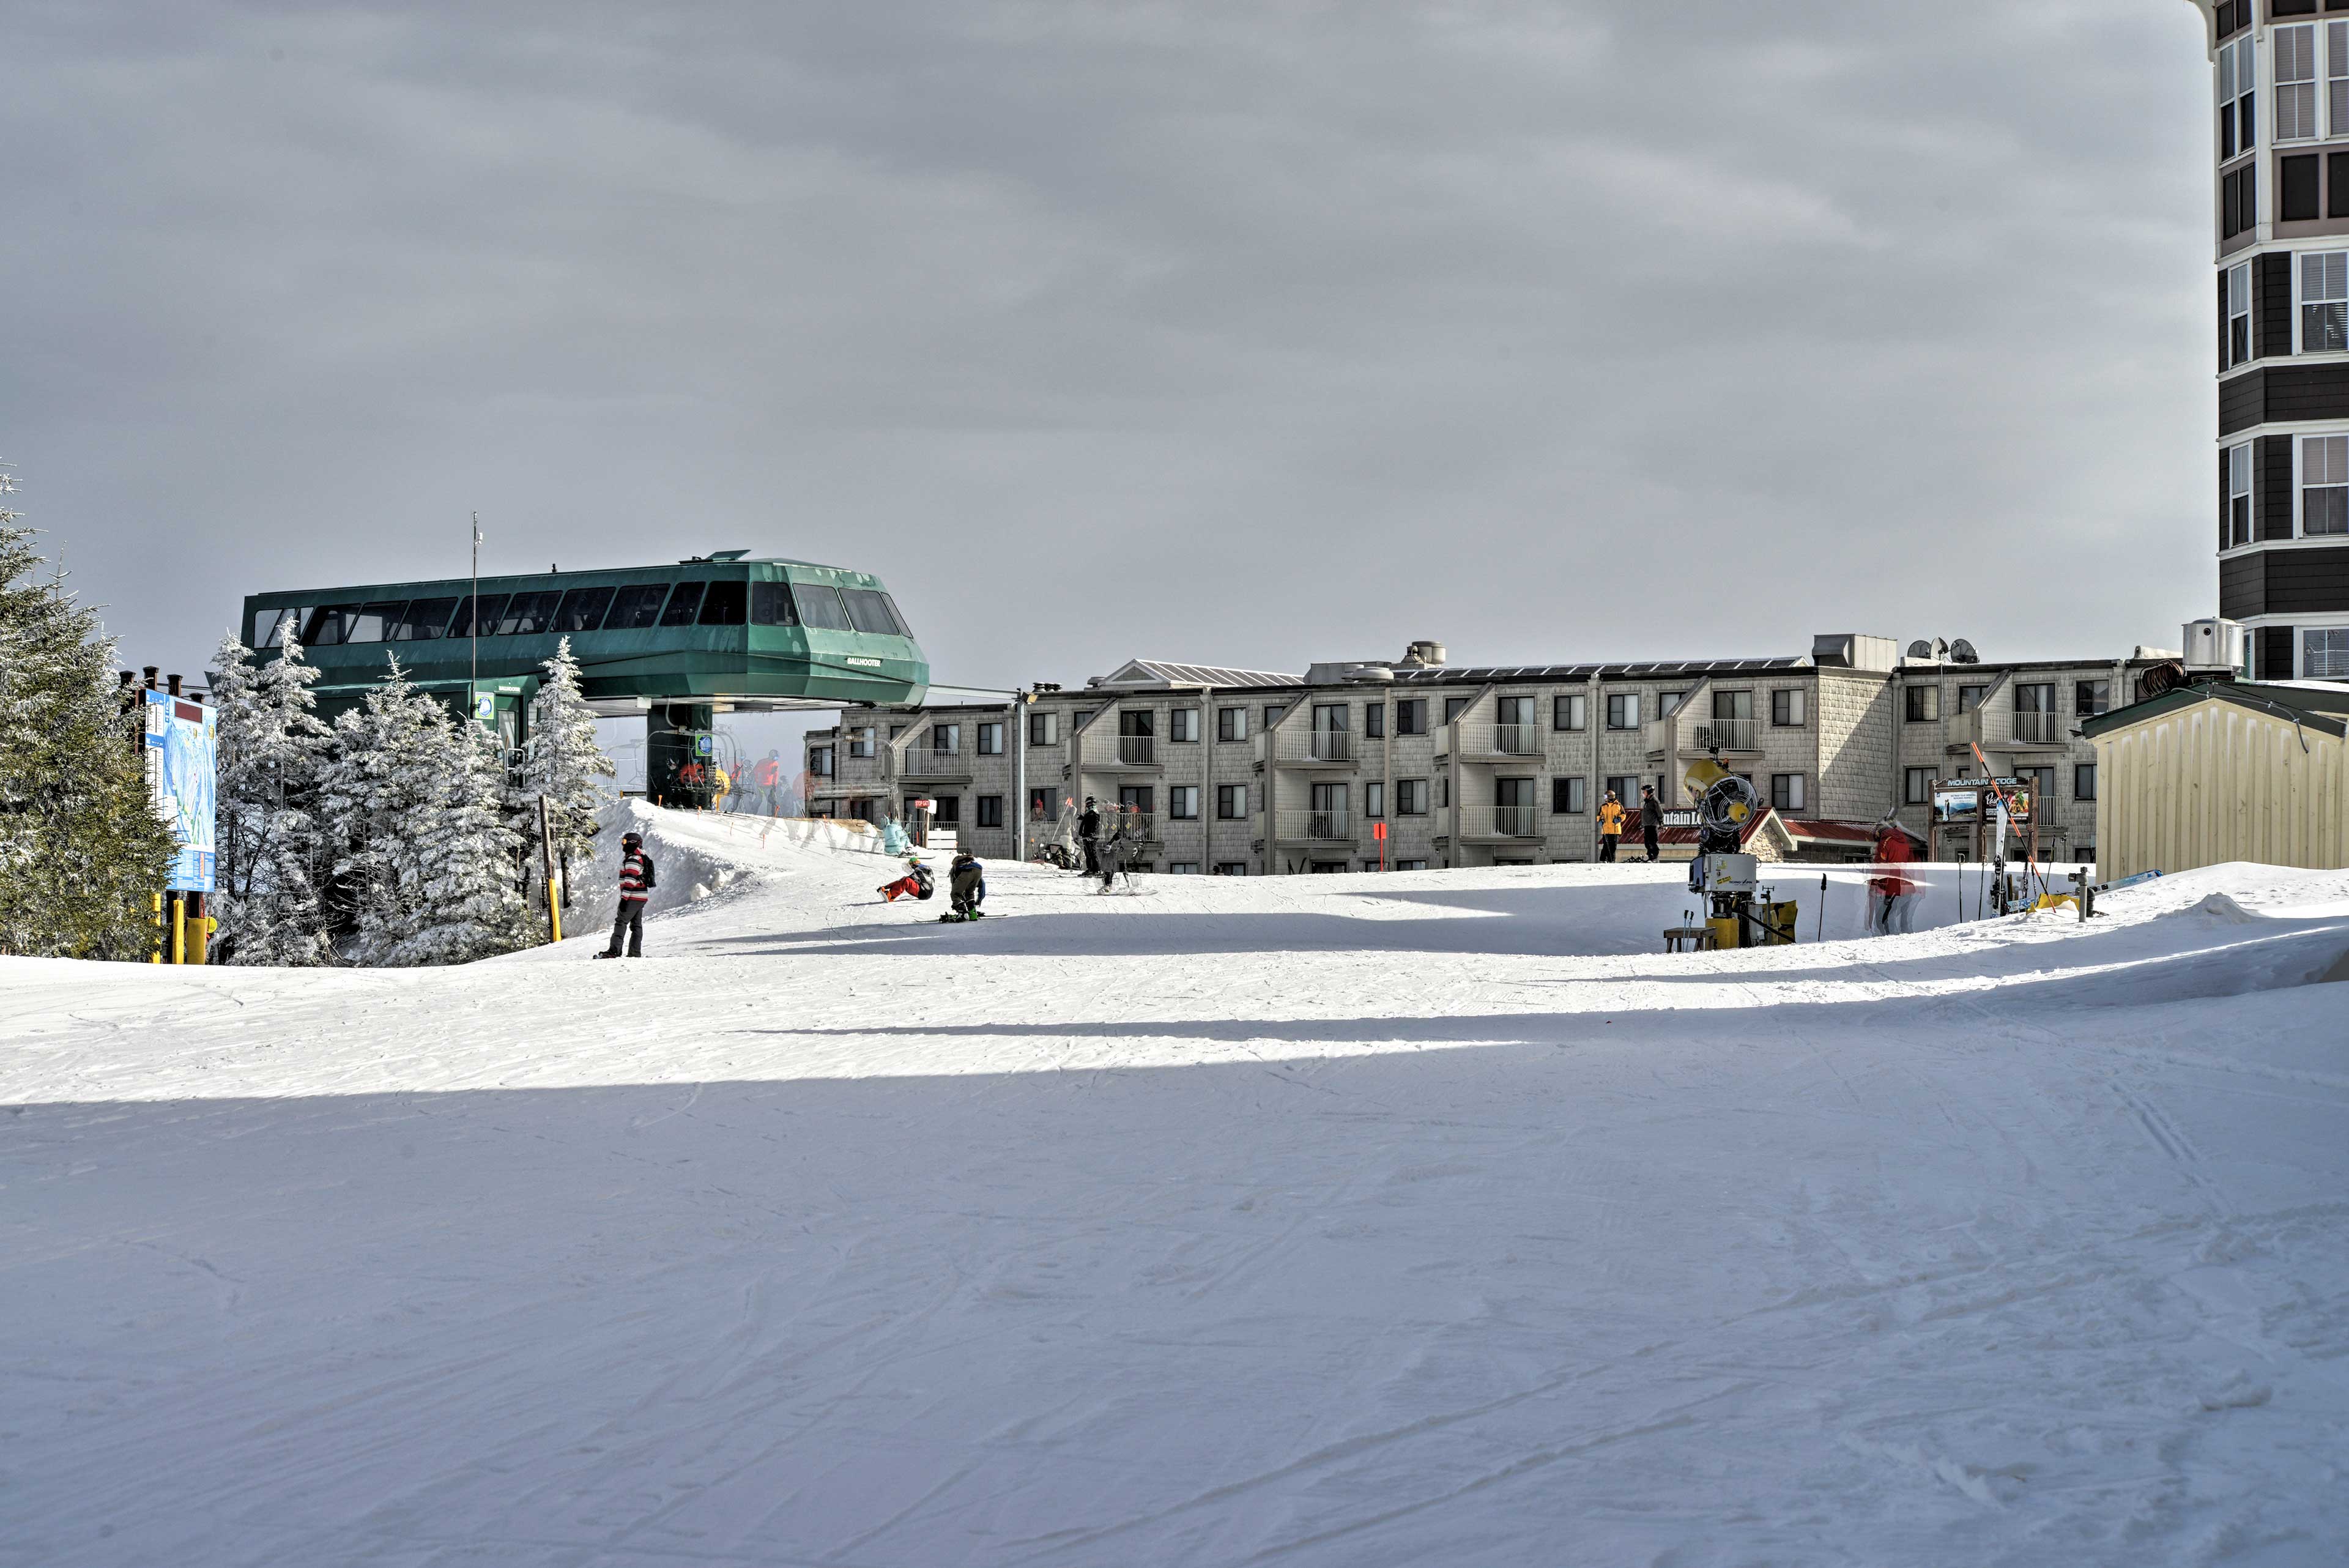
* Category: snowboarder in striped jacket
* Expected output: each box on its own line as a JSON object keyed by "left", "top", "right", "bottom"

{"left": 595, "top": 831, "right": 656, "bottom": 958}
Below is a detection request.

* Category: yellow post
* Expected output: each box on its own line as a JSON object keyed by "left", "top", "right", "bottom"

{"left": 536, "top": 795, "right": 563, "bottom": 944}
{"left": 170, "top": 894, "right": 185, "bottom": 965}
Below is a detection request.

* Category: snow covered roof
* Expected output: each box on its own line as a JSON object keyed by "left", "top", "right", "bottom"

{"left": 1389, "top": 656, "right": 1808, "bottom": 686}
{"left": 1091, "top": 660, "right": 1303, "bottom": 689}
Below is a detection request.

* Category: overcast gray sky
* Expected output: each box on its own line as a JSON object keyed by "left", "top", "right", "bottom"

{"left": 6, "top": 1, "right": 2214, "bottom": 711}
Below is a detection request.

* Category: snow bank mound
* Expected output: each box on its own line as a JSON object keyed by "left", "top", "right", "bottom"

{"left": 612, "top": 801, "right": 888, "bottom": 918}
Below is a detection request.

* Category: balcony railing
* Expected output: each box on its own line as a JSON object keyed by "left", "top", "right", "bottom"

{"left": 900, "top": 748, "right": 971, "bottom": 778}
{"left": 1694, "top": 716, "right": 1758, "bottom": 753}
{"left": 1275, "top": 808, "right": 1354, "bottom": 842}
{"left": 1491, "top": 723, "right": 1538, "bottom": 756}
{"left": 1086, "top": 734, "right": 1159, "bottom": 768}
{"left": 1275, "top": 729, "right": 1360, "bottom": 766}
{"left": 2012, "top": 711, "right": 2061, "bottom": 746}
{"left": 1457, "top": 804, "right": 1542, "bottom": 840}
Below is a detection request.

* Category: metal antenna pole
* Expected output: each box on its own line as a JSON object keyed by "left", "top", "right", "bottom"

{"left": 469, "top": 512, "right": 481, "bottom": 723}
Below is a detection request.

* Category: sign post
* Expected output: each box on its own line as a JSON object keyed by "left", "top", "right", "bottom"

{"left": 143, "top": 689, "right": 217, "bottom": 962}
{"left": 1371, "top": 819, "right": 1388, "bottom": 871}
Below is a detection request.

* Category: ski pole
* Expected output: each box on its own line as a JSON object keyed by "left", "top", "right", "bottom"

{"left": 1816, "top": 874, "right": 1827, "bottom": 943}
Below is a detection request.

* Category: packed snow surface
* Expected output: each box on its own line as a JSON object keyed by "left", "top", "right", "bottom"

{"left": 7, "top": 804, "right": 2349, "bottom": 1566}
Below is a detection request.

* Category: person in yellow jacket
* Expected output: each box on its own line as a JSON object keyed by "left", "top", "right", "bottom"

{"left": 1597, "top": 790, "right": 1625, "bottom": 863}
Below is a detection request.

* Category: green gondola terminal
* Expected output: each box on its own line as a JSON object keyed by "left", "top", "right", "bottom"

{"left": 240, "top": 551, "right": 928, "bottom": 802}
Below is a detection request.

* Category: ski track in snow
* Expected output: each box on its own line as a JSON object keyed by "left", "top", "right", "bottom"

{"left": 5, "top": 804, "right": 2349, "bottom": 1566}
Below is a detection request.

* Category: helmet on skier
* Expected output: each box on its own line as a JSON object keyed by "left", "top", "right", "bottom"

{"left": 622, "top": 831, "right": 643, "bottom": 847}
{"left": 1085, "top": 796, "right": 1096, "bottom": 807}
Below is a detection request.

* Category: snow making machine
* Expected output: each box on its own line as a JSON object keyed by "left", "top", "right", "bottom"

{"left": 1681, "top": 755, "right": 1799, "bottom": 949}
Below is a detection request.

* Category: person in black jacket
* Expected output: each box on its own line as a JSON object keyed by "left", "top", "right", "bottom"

{"left": 1638, "top": 784, "right": 1664, "bottom": 863}
{"left": 1078, "top": 796, "right": 1102, "bottom": 874}
{"left": 595, "top": 831, "right": 656, "bottom": 958}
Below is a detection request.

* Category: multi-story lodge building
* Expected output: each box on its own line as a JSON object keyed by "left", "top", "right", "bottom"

{"left": 804, "top": 636, "right": 2164, "bottom": 874}
{"left": 2195, "top": 1, "right": 2349, "bottom": 678}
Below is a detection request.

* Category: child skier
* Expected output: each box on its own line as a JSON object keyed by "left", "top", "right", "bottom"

{"left": 594, "top": 830, "right": 655, "bottom": 958}
{"left": 878, "top": 856, "right": 934, "bottom": 904}
{"left": 942, "top": 850, "right": 986, "bottom": 921}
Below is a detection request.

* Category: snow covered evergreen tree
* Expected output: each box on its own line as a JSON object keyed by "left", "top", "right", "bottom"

{"left": 315, "top": 655, "right": 527, "bottom": 966}
{"left": 0, "top": 466, "right": 180, "bottom": 959}
{"left": 209, "top": 626, "right": 332, "bottom": 965}
{"left": 522, "top": 637, "right": 615, "bottom": 918}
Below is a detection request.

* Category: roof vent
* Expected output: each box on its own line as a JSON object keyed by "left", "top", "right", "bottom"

{"left": 1398, "top": 640, "right": 1447, "bottom": 667}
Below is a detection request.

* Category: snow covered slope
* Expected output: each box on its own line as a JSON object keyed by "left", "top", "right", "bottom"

{"left": 6, "top": 804, "right": 2348, "bottom": 1566}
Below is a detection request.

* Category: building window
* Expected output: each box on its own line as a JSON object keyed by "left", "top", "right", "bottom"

{"left": 1364, "top": 703, "right": 1386, "bottom": 739}
{"left": 2307, "top": 626, "right": 2349, "bottom": 675}
{"left": 1771, "top": 773, "right": 1806, "bottom": 812}
{"left": 2230, "top": 442, "right": 2254, "bottom": 547}
{"left": 1396, "top": 779, "right": 1429, "bottom": 816}
{"left": 2019, "top": 767, "right": 2056, "bottom": 809}
{"left": 1028, "top": 787, "right": 1055, "bottom": 819}
{"left": 975, "top": 722, "right": 1002, "bottom": 755}
{"left": 849, "top": 727, "right": 874, "bottom": 759}
{"left": 1770, "top": 688, "right": 1806, "bottom": 727}
{"left": 1167, "top": 862, "right": 1200, "bottom": 874}
{"left": 1214, "top": 861, "right": 1248, "bottom": 875}
{"left": 1605, "top": 693, "right": 1641, "bottom": 730}
{"left": 1554, "top": 693, "right": 1587, "bottom": 731}
{"left": 1169, "top": 786, "right": 1199, "bottom": 820}
{"left": 2284, "top": 151, "right": 2325, "bottom": 220}
{"left": 1028, "top": 712, "right": 1058, "bottom": 746}
{"left": 1443, "top": 696, "right": 1473, "bottom": 726}
{"left": 1958, "top": 683, "right": 1988, "bottom": 713}
{"left": 1365, "top": 781, "right": 1385, "bottom": 819}
{"left": 1438, "top": 773, "right": 1450, "bottom": 809}
{"left": 1904, "top": 767, "right": 1935, "bottom": 806}
{"left": 1394, "top": 859, "right": 1428, "bottom": 872}
{"left": 976, "top": 795, "right": 1004, "bottom": 827}
{"left": 2074, "top": 680, "right": 2110, "bottom": 716}
{"left": 1905, "top": 685, "right": 1940, "bottom": 723}
{"left": 1657, "top": 689, "right": 1685, "bottom": 716}
{"left": 1119, "top": 786, "right": 1153, "bottom": 816}
{"left": 811, "top": 746, "right": 834, "bottom": 778}
{"left": 1263, "top": 704, "right": 1285, "bottom": 729}
{"left": 931, "top": 723, "right": 960, "bottom": 754}
{"left": 2220, "top": 35, "right": 2255, "bottom": 163}
{"left": 1394, "top": 699, "right": 1426, "bottom": 735}
{"left": 2281, "top": 24, "right": 2321, "bottom": 142}
{"left": 1217, "top": 706, "right": 1247, "bottom": 742}
{"left": 1217, "top": 783, "right": 1248, "bottom": 819}
{"left": 1553, "top": 776, "right": 1586, "bottom": 814}
{"left": 932, "top": 795, "right": 960, "bottom": 825}
{"left": 1169, "top": 708, "right": 1200, "bottom": 743}
{"left": 2227, "top": 261, "right": 2252, "bottom": 367}
{"left": 2224, "top": 163, "right": 2257, "bottom": 238}
{"left": 2305, "top": 434, "right": 2349, "bottom": 533}
{"left": 2073, "top": 764, "right": 2098, "bottom": 801}
{"left": 2306, "top": 252, "right": 2349, "bottom": 351}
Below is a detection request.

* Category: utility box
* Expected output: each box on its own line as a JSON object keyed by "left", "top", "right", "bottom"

{"left": 2182, "top": 617, "right": 2248, "bottom": 675}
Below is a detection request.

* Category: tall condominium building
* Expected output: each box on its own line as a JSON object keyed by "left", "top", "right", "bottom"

{"left": 804, "top": 636, "right": 2158, "bottom": 874}
{"left": 2199, "top": 0, "right": 2349, "bottom": 678}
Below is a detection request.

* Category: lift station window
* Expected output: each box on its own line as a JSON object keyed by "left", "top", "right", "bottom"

{"left": 659, "top": 582, "right": 707, "bottom": 626}
{"left": 497, "top": 592, "right": 560, "bottom": 636}
{"left": 604, "top": 584, "right": 666, "bottom": 630}
{"left": 751, "top": 581, "right": 800, "bottom": 626}
{"left": 792, "top": 583, "right": 854, "bottom": 631}
{"left": 555, "top": 586, "right": 615, "bottom": 633}
{"left": 447, "top": 595, "right": 505, "bottom": 638}
{"left": 699, "top": 581, "right": 748, "bottom": 626}
{"left": 390, "top": 598, "right": 457, "bottom": 640}
{"left": 839, "top": 588, "right": 905, "bottom": 636}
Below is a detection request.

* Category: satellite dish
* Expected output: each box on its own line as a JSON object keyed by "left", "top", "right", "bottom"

{"left": 1907, "top": 639, "right": 1935, "bottom": 660}
{"left": 1950, "top": 638, "right": 1980, "bottom": 664}
{"left": 1932, "top": 637, "right": 1950, "bottom": 660}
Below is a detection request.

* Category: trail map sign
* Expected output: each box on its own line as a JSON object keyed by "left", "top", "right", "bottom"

{"left": 143, "top": 690, "right": 217, "bottom": 893}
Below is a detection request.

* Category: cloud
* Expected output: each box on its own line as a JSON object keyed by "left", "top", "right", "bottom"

{"left": 0, "top": 0, "right": 2217, "bottom": 718}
